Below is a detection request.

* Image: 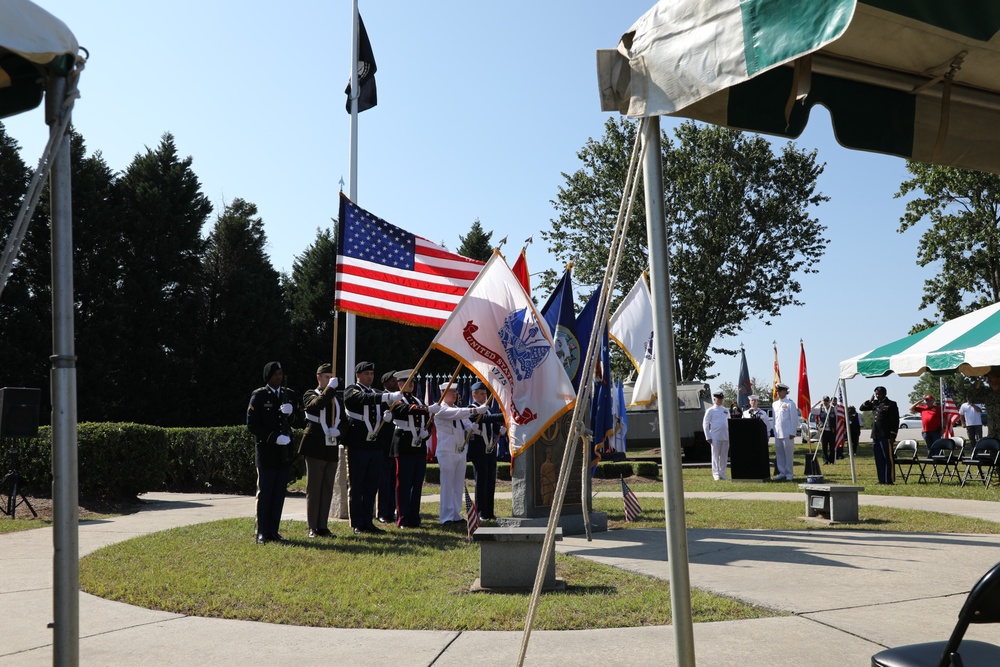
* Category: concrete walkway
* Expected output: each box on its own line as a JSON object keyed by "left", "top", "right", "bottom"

{"left": 3, "top": 490, "right": 1000, "bottom": 666}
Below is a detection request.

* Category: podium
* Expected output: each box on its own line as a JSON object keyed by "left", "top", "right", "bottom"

{"left": 729, "top": 418, "right": 770, "bottom": 481}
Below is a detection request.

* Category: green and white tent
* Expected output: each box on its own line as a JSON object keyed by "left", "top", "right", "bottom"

{"left": 840, "top": 301, "right": 1000, "bottom": 378}
{"left": 599, "top": 0, "right": 1000, "bottom": 175}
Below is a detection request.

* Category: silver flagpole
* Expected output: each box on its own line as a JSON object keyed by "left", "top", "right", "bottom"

{"left": 642, "top": 116, "right": 696, "bottom": 666}
{"left": 345, "top": 0, "right": 359, "bottom": 388}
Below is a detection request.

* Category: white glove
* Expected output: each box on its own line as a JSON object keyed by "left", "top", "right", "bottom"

{"left": 330, "top": 427, "right": 340, "bottom": 438}
{"left": 427, "top": 404, "right": 442, "bottom": 415}
{"left": 280, "top": 403, "right": 294, "bottom": 415}
{"left": 474, "top": 404, "right": 489, "bottom": 415}
{"left": 327, "top": 377, "right": 339, "bottom": 390}
{"left": 499, "top": 426, "right": 507, "bottom": 436}
{"left": 418, "top": 428, "right": 429, "bottom": 439}
{"left": 384, "top": 391, "right": 404, "bottom": 403}
{"left": 383, "top": 410, "right": 393, "bottom": 423}
{"left": 275, "top": 434, "right": 291, "bottom": 446}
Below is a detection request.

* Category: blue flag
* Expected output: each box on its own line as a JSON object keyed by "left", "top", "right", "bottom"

{"left": 737, "top": 347, "right": 752, "bottom": 410}
{"left": 540, "top": 268, "right": 583, "bottom": 388}
{"left": 578, "top": 287, "right": 611, "bottom": 472}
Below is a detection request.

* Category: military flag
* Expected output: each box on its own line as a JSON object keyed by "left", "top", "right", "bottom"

{"left": 737, "top": 346, "right": 752, "bottom": 410}
{"left": 797, "top": 340, "right": 812, "bottom": 425}
{"left": 772, "top": 342, "right": 782, "bottom": 401}
{"left": 431, "top": 253, "right": 575, "bottom": 458}
{"left": 609, "top": 273, "right": 653, "bottom": 372}
{"left": 511, "top": 247, "right": 530, "bottom": 296}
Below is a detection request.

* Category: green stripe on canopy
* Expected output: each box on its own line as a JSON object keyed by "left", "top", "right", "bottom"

{"left": 854, "top": 324, "right": 940, "bottom": 377}
{"left": 740, "top": 0, "right": 855, "bottom": 75}
{"left": 925, "top": 308, "right": 1000, "bottom": 370}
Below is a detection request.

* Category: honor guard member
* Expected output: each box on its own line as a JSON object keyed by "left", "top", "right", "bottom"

{"left": 860, "top": 386, "right": 899, "bottom": 484}
{"left": 466, "top": 380, "right": 507, "bottom": 520}
{"left": 387, "top": 370, "right": 431, "bottom": 528}
{"left": 743, "top": 394, "right": 772, "bottom": 433}
{"left": 375, "top": 370, "right": 401, "bottom": 524}
{"left": 247, "top": 361, "right": 303, "bottom": 544}
{"left": 299, "top": 363, "right": 341, "bottom": 538}
{"left": 702, "top": 390, "right": 731, "bottom": 481}
{"left": 772, "top": 383, "right": 797, "bottom": 481}
{"left": 427, "top": 382, "right": 489, "bottom": 524}
{"left": 342, "top": 361, "right": 404, "bottom": 534}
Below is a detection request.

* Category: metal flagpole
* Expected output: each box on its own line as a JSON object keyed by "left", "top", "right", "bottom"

{"left": 642, "top": 116, "right": 696, "bottom": 666}
{"left": 47, "top": 73, "right": 79, "bottom": 667}
{"left": 345, "top": 0, "right": 359, "bottom": 389}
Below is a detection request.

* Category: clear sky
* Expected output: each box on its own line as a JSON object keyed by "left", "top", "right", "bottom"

{"left": 7, "top": 0, "right": 939, "bottom": 409}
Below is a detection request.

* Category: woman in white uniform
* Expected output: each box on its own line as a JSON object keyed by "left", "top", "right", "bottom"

{"left": 427, "top": 382, "right": 488, "bottom": 524}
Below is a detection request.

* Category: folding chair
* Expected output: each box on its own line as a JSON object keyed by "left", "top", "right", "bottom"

{"left": 872, "top": 560, "right": 1000, "bottom": 666}
{"left": 893, "top": 439, "right": 920, "bottom": 484}
{"left": 915, "top": 439, "right": 960, "bottom": 485}
{"left": 960, "top": 438, "right": 1000, "bottom": 489}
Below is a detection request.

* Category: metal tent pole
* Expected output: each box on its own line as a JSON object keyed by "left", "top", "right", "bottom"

{"left": 47, "top": 74, "right": 79, "bottom": 667}
{"left": 642, "top": 116, "right": 695, "bottom": 667}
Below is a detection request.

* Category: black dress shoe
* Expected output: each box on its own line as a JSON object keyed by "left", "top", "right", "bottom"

{"left": 353, "top": 527, "right": 365, "bottom": 535}
{"left": 316, "top": 528, "right": 333, "bottom": 537}
{"left": 376, "top": 516, "right": 391, "bottom": 524}
{"left": 308, "top": 529, "right": 319, "bottom": 538}
{"left": 367, "top": 524, "right": 386, "bottom": 534}
{"left": 256, "top": 534, "right": 269, "bottom": 544}
{"left": 270, "top": 533, "right": 287, "bottom": 543}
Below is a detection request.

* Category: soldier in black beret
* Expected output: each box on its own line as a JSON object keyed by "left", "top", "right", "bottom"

{"left": 298, "top": 363, "right": 341, "bottom": 538}
{"left": 246, "top": 361, "right": 304, "bottom": 543}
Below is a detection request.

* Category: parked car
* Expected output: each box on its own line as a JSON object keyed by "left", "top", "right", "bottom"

{"left": 898, "top": 414, "right": 923, "bottom": 429}
{"left": 798, "top": 418, "right": 819, "bottom": 443}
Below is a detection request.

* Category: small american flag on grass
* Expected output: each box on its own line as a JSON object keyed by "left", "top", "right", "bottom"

{"left": 464, "top": 486, "right": 480, "bottom": 538}
{"left": 621, "top": 476, "right": 642, "bottom": 522}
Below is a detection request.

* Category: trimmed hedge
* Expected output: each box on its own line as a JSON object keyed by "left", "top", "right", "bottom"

{"left": 0, "top": 424, "right": 660, "bottom": 501}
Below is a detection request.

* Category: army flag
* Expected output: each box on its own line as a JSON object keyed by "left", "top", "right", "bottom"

{"left": 431, "top": 253, "right": 576, "bottom": 458}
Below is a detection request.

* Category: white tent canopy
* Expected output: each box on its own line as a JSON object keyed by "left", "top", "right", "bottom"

{"left": 840, "top": 301, "right": 1000, "bottom": 379}
{"left": 0, "top": 0, "right": 77, "bottom": 65}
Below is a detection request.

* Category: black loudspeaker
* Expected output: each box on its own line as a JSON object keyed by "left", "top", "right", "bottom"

{"left": 0, "top": 387, "right": 41, "bottom": 438}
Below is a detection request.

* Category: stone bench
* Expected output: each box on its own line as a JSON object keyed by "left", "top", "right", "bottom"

{"left": 472, "top": 527, "right": 564, "bottom": 591}
{"left": 798, "top": 484, "right": 865, "bottom": 523}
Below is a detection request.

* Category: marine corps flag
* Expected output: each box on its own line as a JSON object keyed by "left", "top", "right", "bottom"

{"left": 431, "top": 252, "right": 576, "bottom": 458}
{"left": 797, "top": 340, "right": 811, "bottom": 425}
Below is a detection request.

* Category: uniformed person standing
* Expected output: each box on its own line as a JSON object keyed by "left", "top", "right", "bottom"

{"left": 375, "top": 370, "right": 401, "bottom": 524}
{"left": 772, "top": 383, "right": 798, "bottom": 481}
{"left": 299, "top": 363, "right": 340, "bottom": 538}
{"left": 247, "top": 361, "right": 303, "bottom": 544}
{"left": 427, "top": 382, "right": 488, "bottom": 524}
{"left": 860, "top": 386, "right": 899, "bottom": 484}
{"left": 466, "top": 381, "right": 506, "bottom": 520}
{"left": 388, "top": 370, "right": 431, "bottom": 528}
{"left": 342, "top": 361, "right": 403, "bottom": 534}
{"left": 702, "top": 390, "right": 731, "bottom": 481}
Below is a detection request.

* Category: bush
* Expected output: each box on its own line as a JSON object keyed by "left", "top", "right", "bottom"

{"left": 634, "top": 461, "right": 659, "bottom": 478}
{"left": 77, "top": 423, "right": 169, "bottom": 500}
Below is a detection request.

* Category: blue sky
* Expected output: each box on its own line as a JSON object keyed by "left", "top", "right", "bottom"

{"left": 7, "top": 0, "right": 938, "bottom": 409}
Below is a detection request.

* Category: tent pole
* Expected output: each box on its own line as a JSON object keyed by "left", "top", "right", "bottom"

{"left": 642, "top": 116, "right": 696, "bottom": 667}
{"left": 47, "top": 73, "right": 79, "bottom": 667}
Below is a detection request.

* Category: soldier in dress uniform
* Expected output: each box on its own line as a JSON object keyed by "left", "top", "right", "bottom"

{"left": 375, "top": 370, "right": 400, "bottom": 524}
{"left": 246, "top": 361, "right": 304, "bottom": 544}
{"left": 702, "top": 390, "right": 731, "bottom": 481}
{"left": 342, "top": 361, "right": 404, "bottom": 534}
{"left": 387, "top": 369, "right": 431, "bottom": 528}
{"left": 299, "top": 363, "right": 340, "bottom": 538}
{"left": 466, "top": 381, "right": 507, "bottom": 521}
{"left": 860, "top": 386, "right": 899, "bottom": 484}
{"left": 427, "top": 382, "right": 489, "bottom": 524}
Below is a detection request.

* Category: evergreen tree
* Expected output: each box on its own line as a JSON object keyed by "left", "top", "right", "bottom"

{"left": 199, "top": 198, "right": 286, "bottom": 425}
{"left": 113, "top": 133, "right": 212, "bottom": 425}
{"left": 457, "top": 218, "right": 493, "bottom": 262}
{"left": 284, "top": 227, "right": 338, "bottom": 386}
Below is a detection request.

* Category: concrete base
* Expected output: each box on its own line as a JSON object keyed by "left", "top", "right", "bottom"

{"left": 799, "top": 484, "right": 865, "bottom": 523}
{"left": 495, "top": 512, "right": 608, "bottom": 535}
{"left": 470, "top": 577, "right": 567, "bottom": 593}
{"left": 474, "top": 527, "right": 562, "bottom": 589}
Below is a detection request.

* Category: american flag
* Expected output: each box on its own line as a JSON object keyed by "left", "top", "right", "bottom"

{"left": 464, "top": 486, "right": 480, "bottom": 538}
{"left": 620, "top": 476, "right": 642, "bottom": 522}
{"left": 336, "top": 194, "right": 484, "bottom": 329}
{"left": 835, "top": 390, "right": 847, "bottom": 450}
{"left": 941, "top": 382, "right": 961, "bottom": 439}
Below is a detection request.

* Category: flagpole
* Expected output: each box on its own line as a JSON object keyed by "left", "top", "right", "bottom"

{"left": 642, "top": 115, "right": 696, "bottom": 667}
{"left": 345, "top": 0, "right": 360, "bottom": 389}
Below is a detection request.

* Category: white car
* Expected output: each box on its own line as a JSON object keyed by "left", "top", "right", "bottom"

{"left": 898, "top": 414, "right": 923, "bottom": 429}
{"left": 798, "top": 418, "right": 819, "bottom": 443}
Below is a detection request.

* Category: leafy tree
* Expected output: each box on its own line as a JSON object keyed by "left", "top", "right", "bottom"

{"left": 544, "top": 119, "right": 828, "bottom": 381}
{"left": 200, "top": 198, "right": 286, "bottom": 425}
{"left": 717, "top": 377, "right": 772, "bottom": 407}
{"left": 113, "top": 133, "right": 212, "bottom": 425}
{"left": 906, "top": 373, "right": 975, "bottom": 408}
{"left": 896, "top": 162, "right": 1000, "bottom": 329}
{"left": 283, "top": 226, "right": 339, "bottom": 383}
{"left": 457, "top": 218, "right": 493, "bottom": 262}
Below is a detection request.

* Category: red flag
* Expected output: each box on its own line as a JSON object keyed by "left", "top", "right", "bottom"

{"left": 797, "top": 341, "right": 811, "bottom": 423}
{"left": 772, "top": 343, "right": 782, "bottom": 401}
{"left": 511, "top": 248, "right": 530, "bottom": 296}
{"left": 941, "top": 381, "right": 961, "bottom": 439}
{"left": 335, "top": 194, "right": 484, "bottom": 328}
